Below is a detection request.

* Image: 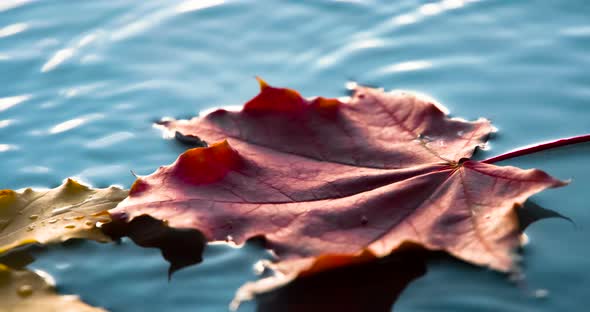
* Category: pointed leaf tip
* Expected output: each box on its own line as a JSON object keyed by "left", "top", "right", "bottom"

{"left": 255, "top": 76, "right": 269, "bottom": 90}
{"left": 62, "top": 178, "right": 89, "bottom": 193}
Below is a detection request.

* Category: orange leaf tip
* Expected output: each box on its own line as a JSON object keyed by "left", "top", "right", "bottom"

{"left": 62, "top": 178, "right": 89, "bottom": 193}
{"left": 255, "top": 76, "right": 269, "bottom": 90}
{"left": 298, "top": 250, "right": 377, "bottom": 277}
{"left": 171, "top": 140, "right": 242, "bottom": 184}
{"left": 129, "top": 178, "right": 150, "bottom": 196}
{"left": 244, "top": 78, "right": 305, "bottom": 114}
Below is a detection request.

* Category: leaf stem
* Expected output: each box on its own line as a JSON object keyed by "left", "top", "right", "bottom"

{"left": 483, "top": 134, "right": 590, "bottom": 164}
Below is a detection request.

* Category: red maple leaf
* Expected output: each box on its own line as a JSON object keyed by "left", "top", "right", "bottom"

{"left": 109, "top": 79, "right": 567, "bottom": 304}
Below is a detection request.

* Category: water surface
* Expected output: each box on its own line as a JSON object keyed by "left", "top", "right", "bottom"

{"left": 1, "top": 0, "right": 589, "bottom": 311}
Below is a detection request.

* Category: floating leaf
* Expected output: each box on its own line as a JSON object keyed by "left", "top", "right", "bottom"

{"left": 110, "top": 79, "right": 565, "bottom": 301}
{"left": 0, "top": 264, "right": 105, "bottom": 311}
{"left": 0, "top": 179, "right": 128, "bottom": 255}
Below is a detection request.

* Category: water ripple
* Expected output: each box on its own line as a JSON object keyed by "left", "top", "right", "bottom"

{"left": 0, "top": 0, "right": 32, "bottom": 12}
{"left": 0, "top": 94, "right": 31, "bottom": 112}
{"left": 85, "top": 132, "right": 135, "bottom": 149}
{"left": 41, "top": 48, "right": 75, "bottom": 72}
{"left": 0, "top": 144, "right": 17, "bottom": 152}
{"left": 0, "top": 120, "right": 13, "bottom": 128}
{"left": 2, "top": 1, "right": 589, "bottom": 312}
{"left": 48, "top": 114, "right": 103, "bottom": 134}
{"left": 561, "top": 25, "right": 590, "bottom": 37}
{"left": 0, "top": 23, "right": 28, "bottom": 38}
{"left": 176, "top": 0, "right": 225, "bottom": 13}
{"left": 378, "top": 60, "right": 433, "bottom": 73}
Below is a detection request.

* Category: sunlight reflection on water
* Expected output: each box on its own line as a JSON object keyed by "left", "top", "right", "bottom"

{"left": 1, "top": 0, "right": 589, "bottom": 311}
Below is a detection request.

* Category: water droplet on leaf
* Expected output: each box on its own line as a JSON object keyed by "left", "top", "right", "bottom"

{"left": 17, "top": 284, "right": 33, "bottom": 297}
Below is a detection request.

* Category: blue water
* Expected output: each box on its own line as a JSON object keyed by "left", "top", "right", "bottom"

{"left": 1, "top": 0, "right": 589, "bottom": 311}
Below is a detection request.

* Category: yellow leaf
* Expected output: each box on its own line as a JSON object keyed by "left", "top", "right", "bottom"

{"left": 0, "top": 179, "right": 128, "bottom": 254}
{"left": 0, "top": 264, "right": 106, "bottom": 311}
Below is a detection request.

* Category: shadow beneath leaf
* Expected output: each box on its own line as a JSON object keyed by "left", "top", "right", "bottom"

{"left": 96, "top": 200, "right": 570, "bottom": 309}
{"left": 518, "top": 200, "right": 573, "bottom": 231}
{"left": 102, "top": 214, "right": 207, "bottom": 277}
{"left": 253, "top": 200, "right": 572, "bottom": 312}
{"left": 255, "top": 249, "right": 428, "bottom": 312}
{"left": 0, "top": 246, "right": 40, "bottom": 269}
{"left": 173, "top": 131, "right": 208, "bottom": 147}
